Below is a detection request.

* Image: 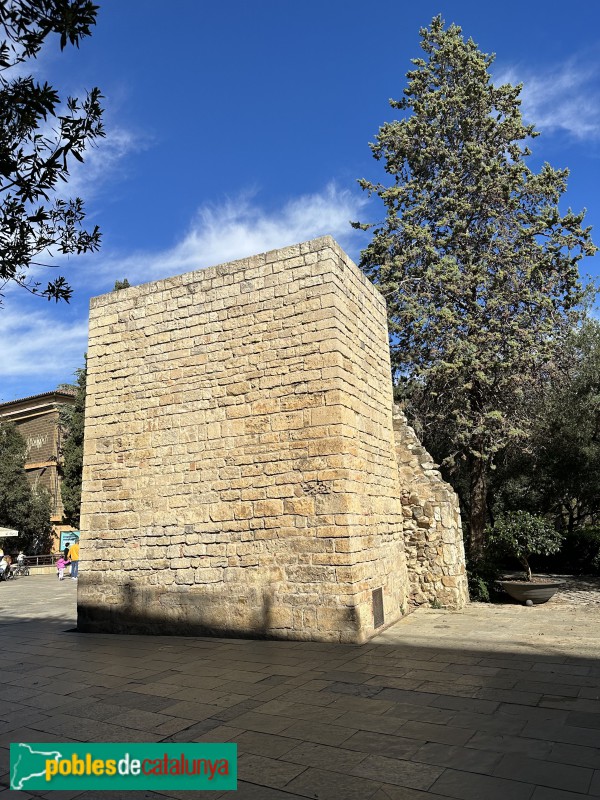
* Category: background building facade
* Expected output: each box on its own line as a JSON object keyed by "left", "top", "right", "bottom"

{"left": 0, "top": 390, "right": 76, "bottom": 548}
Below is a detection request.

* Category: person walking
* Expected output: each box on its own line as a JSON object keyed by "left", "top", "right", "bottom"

{"left": 68, "top": 539, "right": 80, "bottom": 580}
{"left": 56, "top": 555, "right": 70, "bottom": 581}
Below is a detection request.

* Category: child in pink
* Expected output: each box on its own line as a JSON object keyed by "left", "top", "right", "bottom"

{"left": 56, "top": 556, "right": 70, "bottom": 581}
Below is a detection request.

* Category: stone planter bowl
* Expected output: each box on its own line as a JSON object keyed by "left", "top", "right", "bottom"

{"left": 498, "top": 577, "right": 565, "bottom": 605}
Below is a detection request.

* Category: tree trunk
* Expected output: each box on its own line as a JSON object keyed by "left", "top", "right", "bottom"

{"left": 469, "top": 453, "right": 487, "bottom": 562}
{"left": 520, "top": 558, "right": 532, "bottom": 582}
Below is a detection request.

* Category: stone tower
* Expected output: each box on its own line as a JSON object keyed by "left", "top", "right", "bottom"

{"left": 78, "top": 237, "right": 467, "bottom": 642}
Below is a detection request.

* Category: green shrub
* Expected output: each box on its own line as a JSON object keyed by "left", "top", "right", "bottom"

{"left": 487, "top": 511, "right": 562, "bottom": 581}
{"left": 466, "top": 556, "right": 503, "bottom": 602}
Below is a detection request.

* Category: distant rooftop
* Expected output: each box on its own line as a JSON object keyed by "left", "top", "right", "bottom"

{"left": 0, "top": 389, "right": 76, "bottom": 412}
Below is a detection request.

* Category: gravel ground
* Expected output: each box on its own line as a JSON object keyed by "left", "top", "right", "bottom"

{"left": 546, "top": 574, "right": 600, "bottom": 606}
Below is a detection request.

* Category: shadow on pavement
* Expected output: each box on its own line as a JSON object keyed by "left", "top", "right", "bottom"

{"left": 0, "top": 576, "right": 600, "bottom": 798}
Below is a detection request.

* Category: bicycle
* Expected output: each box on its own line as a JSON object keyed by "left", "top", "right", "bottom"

{"left": 12, "top": 563, "right": 30, "bottom": 577}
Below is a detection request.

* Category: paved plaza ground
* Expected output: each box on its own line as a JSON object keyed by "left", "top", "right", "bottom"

{"left": 1, "top": 576, "right": 600, "bottom": 800}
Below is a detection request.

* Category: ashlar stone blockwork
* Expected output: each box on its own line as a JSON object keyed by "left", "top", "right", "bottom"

{"left": 78, "top": 236, "right": 467, "bottom": 643}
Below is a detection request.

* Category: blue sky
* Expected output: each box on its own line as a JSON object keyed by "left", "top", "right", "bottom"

{"left": 2, "top": 0, "right": 599, "bottom": 401}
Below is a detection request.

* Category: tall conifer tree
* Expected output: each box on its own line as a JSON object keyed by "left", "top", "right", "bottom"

{"left": 354, "top": 17, "right": 596, "bottom": 558}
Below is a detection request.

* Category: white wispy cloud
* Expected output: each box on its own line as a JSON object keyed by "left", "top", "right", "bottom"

{"left": 0, "top": 306, "right": 87, "bottom": 386}
{"left": 495, "top": 58, "right": 600, "bottom": 141}
{"left": 4, "top": 47, "right": 142, "bottom": 202}
{"left": 1, "top": 183, "right": 370, "bottom": 392}
{"left": 95, "top": 182, "right": 370, "bottom": 288}
{"left": 58, "top": 124, "right": 143, "bottom": 202}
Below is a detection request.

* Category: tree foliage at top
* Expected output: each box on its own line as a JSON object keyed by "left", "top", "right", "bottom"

{"left": 354, "top": 16, "right": 596, "bottom": 556}
{"left": 0, "top": 421, "right": 53, "bottom": 553}
{"left": 0, "top": 0, "right": 104, "bottom": 305}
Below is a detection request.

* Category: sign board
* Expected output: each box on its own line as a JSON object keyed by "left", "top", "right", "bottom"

{"left": 0, "top": 527, "right": 19, "bottom": 537}
{"left": 60, "top": 531, "right": 80, "bottom": 550}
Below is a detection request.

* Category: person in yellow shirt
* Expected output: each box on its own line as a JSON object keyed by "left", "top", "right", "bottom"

{"left": 67, "top": 539, "right": 80, "bottom": 580}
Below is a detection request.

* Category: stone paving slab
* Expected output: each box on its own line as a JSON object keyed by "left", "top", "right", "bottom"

{"left": 1, "top": 575, "right": 600, "bottom": 799}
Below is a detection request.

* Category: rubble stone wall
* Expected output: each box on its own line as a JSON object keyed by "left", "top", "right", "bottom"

{"left": 392, "top": 406, "right": 468, "bottom": 609}
{"left": 78, "top": 236, "right": 413, "bottom": 642}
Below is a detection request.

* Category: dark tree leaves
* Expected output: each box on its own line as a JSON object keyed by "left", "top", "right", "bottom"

{"left": 0, "top": 0, "right": 104, "bottom": 305}
{"left": 60, "top": 363, "right": 85, "bottom": 527}
{"left": 493, "top": 318, "right": 600, "bottom": 532}
{"left": 0, "top": 421, "right": 53, "bottom": 554}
